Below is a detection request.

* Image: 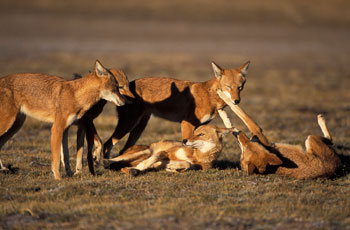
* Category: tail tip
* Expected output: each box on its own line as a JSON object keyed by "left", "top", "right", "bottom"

{"left": 317, "top": 114, "right": 324, "bottom": 119}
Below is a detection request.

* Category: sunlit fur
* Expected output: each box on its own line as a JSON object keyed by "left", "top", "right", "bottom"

{"left": 75, "top": 68, "right": 132, "bottom": 176}
{"left": 104, "top": 124, "right": 232, "bottom": 175}
{"left": 236, "top": 114, "right": 341, "bottom": 179}
{"left": 0, "top": 60, "right": 124, "bottom": 180}
{"left": 103, "top": 61, "right": 250, "bottom": 157}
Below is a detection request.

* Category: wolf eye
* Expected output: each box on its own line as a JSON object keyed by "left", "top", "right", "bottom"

{"left": 197, "top": 133, "right": 205, "bottom": 137}
{"left": 238, "top": 86, "right": 243, "bottom": 91}
{"left": 225, "top": 84, "right": 232, "bottom": 89}
{"left": 119, "top": 86, "right": 124, "bottom": 90}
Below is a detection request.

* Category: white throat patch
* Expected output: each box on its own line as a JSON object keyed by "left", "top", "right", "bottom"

{"left": 223, "top": 90, "right": 236, "bottom": 105}
{"left": 100, "top": 90, "right": 124, "bottom": 106}
{"left": 175, "top": 149, "right": 191, "bottom": 162}
{"left": 188, "top": 140, "right": 216, "bottom": 153}
{"left": 238, "top": 141, "right": 244, "bottom": 152}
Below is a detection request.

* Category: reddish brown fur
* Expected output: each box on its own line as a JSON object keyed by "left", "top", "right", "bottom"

{"left": 103, "top": 61, "right": 250, "bottom": 157}
{"left": 234, "top": 115, "right": 341, "bottom": 179}
{"left": 272, "top": 138, "right": 340, "bottom": 179}
{"left": 104, "top": 124, "right": 232, "bottom": 175}
{"left": 75, "top": 68, "right": 132, "bottom": 175}
{"left": 0, "top": 61, "right": 125, "bottom": 179}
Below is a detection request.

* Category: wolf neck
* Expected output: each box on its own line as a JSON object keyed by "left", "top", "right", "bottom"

{"left": 193, "top": 141, "right": 223, "bottom": 164}
{"left": 203, "top": 78, "right": 226, "bottom": 109}
{"left": 70, "top": 74, "right": 102, "bottom": 112}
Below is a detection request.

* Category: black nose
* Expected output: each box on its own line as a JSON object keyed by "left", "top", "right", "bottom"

{"left": 182, "top": 139, "right": 188, "bottom": 144}
{"left": 234, "top": 99, "right": 240, "bottom": 104}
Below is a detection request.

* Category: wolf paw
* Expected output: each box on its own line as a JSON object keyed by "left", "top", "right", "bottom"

{"left": 103, "top": 159, "right": 111, "bottom": 169}
{"left": 1, "top": 164, "right": 19, "bottom": 174}
{"left": 121, "top": 167, "right": 141, "bottom": 176}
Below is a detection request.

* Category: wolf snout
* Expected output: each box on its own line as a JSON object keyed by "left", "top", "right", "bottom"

{"left": 182, "top": 139, "right": 188, "bottom": 145}
{"left": 231, "top": 128, "right": 241, "bottom": 137}
{"left": 115, "top": 97, "right": 126, "bottom": 106}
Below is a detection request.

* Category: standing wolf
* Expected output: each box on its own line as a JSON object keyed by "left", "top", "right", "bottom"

{"left": 104, "top": 61, "right": 250, "bottom": 157}
{"left": 0, "top": 60, "right": 125, "bottom": 179}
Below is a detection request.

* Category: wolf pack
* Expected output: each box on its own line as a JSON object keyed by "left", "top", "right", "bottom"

{"left": 0, "top": 60, "right": 341, "bottom": 180}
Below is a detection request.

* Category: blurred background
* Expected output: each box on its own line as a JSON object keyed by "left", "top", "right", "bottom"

{"left": 1, "top": 0, "right": 349, "bottom": 73}
{"left": 0, "top": 0, "right": 349, "bottom": 148}
{"left": 1, "top": 2, "right": 350, "bottom": 228}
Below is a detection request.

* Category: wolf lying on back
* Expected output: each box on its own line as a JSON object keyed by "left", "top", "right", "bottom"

{"left": 232, "top": 114, "right": 341, "bottom": 179}
{"left": 217, "top": 89, "right": 341, "bottom": 179}
{"left": 103, "top": 124, "right": 233, "bottom": 175}
{"left": 103, "top": 61, "right": 251, "bottom": 157}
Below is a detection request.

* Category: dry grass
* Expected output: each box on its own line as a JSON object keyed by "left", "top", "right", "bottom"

{"left": 1, "top": 53, "right": 349, "bottom": 230}
{"left": 1, "top": 1, "right": 350, "bottom": 229}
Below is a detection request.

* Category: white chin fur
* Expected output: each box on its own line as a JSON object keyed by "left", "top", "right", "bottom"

{"left": 188, "top": 140, "right": 216, "bottom": 152}
{"left": 184, "top": 141, "right": 194, "bottom": 147}
{"left": 223, "top": 91, "right": 237, "bottom": 105}
{"left": 112, "top": 97, "right": 125, "bottom": 106}
{"left": 101, "top": 91, "right": 125, "bottom": 106}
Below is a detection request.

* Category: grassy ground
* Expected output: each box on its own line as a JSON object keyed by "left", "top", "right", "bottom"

{"left": 1, "top": 1, "right": 350, "bottom": 229}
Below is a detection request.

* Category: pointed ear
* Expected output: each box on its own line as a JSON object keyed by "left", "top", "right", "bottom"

{"left": 264, "top": 152, "right": 283, "bottom": 166}
{"left": 95, "top": 60, "right": 109, "bottom": 78}
{"left": 238, "top": 61, "right": 250, "bottom": 77}
{"left": 216, "top": 127, "right": 232, "bottom": 137}
{"left": 124, "top": 73, "right": 130, "bottom": 83}
{"left": 237, "top": 132, "right": 250, "bottom": 148}
{"left": 211, "top": 61, "right": 223, "bottom": 79}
